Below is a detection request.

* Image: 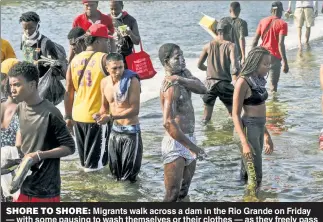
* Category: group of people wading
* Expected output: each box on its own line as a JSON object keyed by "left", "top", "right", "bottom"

{"left": 1, "top": 0, "right": 323, "bottom": 202}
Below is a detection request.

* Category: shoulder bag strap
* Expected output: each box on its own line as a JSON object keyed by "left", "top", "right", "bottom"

{"left": 262, "top": 18, "right": 278, "bottom": 39}
{"left": 78, "top": 52, "right": 97, "bottom": 87}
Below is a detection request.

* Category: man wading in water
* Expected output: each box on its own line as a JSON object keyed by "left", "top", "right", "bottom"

{"left": 93, "top": 53, "right": 142, "bottom": 182}
{"left": 159, "top": 43, "right": 207, "bottom": 202}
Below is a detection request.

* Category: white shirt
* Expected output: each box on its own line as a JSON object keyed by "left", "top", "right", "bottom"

{"left": 295, "top": 1, "right": 315, "bottom": 8}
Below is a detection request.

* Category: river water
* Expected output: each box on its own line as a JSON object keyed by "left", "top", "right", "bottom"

{"left": 1, "top": 1, "right": 323, "bottom": 202}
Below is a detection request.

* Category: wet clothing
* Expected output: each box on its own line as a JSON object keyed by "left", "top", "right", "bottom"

{"left": 74, "top": 122, "right": 110, "bottom": 170}
{"left": 240, "top": 117, "right": 266, "bottom": 190}
{"left": 206, "top": 40, "right": 240, "bottom": 81}
{"left": 14, "top": 193, "right": 60, "bottom": 202}
{"left": 73, "top": 10, "right": 114, "bottom": 35}
{"left": 256, "top": 16, "right": 288, "bottom": 60}
{"left": 71, "top": 51, "right": 108, "bottom": 123}
{"left": 1, "top": 38, "right": 16, "bottom": 62}
{"left": 108, "top": 124, "right": 143, "bottom": 182}
{"left": 17, "top": 99, "right": 75, "bottom": 198}
{"left": 242, "top": 76, "right": 268, "bottom": 106}
{"left": 115, "top": 69, "right": 140, "bottom": 104}
{"left": 161, "top": 134, "right": 197, "bottom": 166}
{"left": 21, "top": 34, "right": 58, "bottom": 78}
{"left": 1, "top": 113, "right": 19, "bottom": 147}
{"left": 221, "top": 17, "right": 248, "bottom": 61}
{"left": 108, "top": 12, "right": 138, "bottom": 59}
{"left": 268, "top": 54, "right": 282, "bottom": 91}
{"left": 202, "top": 79, "right": 234, "bottom": 107}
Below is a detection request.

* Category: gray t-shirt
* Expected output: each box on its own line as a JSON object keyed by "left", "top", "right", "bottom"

{"left": 222, "top": 17, "right": 248, "bottom": 61}
{"left": 17, "top": 99, "right": 75, "bottom": 197}
{"left": 206, "top": 40, "right": 240, "bottom": 82}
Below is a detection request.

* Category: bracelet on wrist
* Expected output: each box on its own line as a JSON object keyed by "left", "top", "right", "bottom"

{"left": 64, "top": 114, "right": 73, "bottom": 120}
{"left": 36, "top": 151, "right": 42, "bottom": 162}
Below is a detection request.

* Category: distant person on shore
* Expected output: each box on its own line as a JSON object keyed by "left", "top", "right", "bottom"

{"left": 232, "top": 47, "right": 274, "bottom": 199}
{"left": 159, "top": 43, "right": 207, "bottom": 202}
{"left": 1, "top": 38, "right": 16, "bottom": 62}
{"left": 64, "top": 24, "right": 112, "bottom": 172}
{"left": 319, "top": 64, "right": 323, "bottom": 150}
{"left": 70, "top": 0, "right": 115, "bottom": 63}
{"left": 67, "top": 27, "right": 87, "bottom": 56}
{"left": 108, "top": 1, "right": 141, "bottom": 68}
{"left": 222, "top": 2, "right": 248, "bottom": 65}
{"left": 252, "top": 1, "right": 289, "bottom": 93}
{"left": 19, "top": 11, "right": 59, "bottom": 78}
{"left": 197, "top": 19, "right": 240, "bottom": 125}
{"left": 287, "top": 1, "right": 318, "bottom": 49}
{"left": 8, "top": 61, "right": 75, "bottom": 202}
{"left": 93, "top": 53, "right": 142, "bottom": 182}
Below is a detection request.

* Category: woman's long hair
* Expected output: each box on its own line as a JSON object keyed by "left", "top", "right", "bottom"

{"left": 240, "top": 46, "right": 270, "bottom": 76}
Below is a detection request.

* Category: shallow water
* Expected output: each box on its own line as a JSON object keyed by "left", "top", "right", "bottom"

{"left": 1, "top": 1, "right": 323, "bottom": 202}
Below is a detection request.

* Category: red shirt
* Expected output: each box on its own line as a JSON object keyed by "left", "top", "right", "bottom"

{"left": 256, "top": 16, "right": 288, "bottom": 59}
{"left": 73, "top": 10, "right": 114, "bottom": 35}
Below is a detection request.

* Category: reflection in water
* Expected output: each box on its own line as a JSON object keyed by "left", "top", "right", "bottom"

{"left": 294, "top": 47, "right": 316, "bottom": 69}
{"left": 266, "top": 95, "right": 288, "bottom": 136}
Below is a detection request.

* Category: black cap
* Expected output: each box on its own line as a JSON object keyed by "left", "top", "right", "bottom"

{"left": 272, "top": 1, "right": 284, "bottom": 10}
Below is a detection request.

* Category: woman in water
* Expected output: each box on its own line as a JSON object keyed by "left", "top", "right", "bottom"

{"left": 232, "top": 47, "right": 274, "bottom": 198}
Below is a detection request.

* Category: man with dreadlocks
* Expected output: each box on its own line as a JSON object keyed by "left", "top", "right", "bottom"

{"left": 252, "top": 1, "right": 289, "bottom": 92}
{"left": 232, "top": 46, "right": 274, "bottom": 199}
{"left": 159, "top": 43, "right": 207, "bottom": 202}
{"left": 197, "top": 19, "right": 240, "bottom": 125}
{"left": 67, "top": 27, "right": 87, "bottom": 56}
{"left": 19, "top": 11, "right": 59, "bottom": 78}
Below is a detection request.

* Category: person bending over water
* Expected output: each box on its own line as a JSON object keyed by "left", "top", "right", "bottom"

{"left": 159, "top": 43, "right": 207, "bottom": 202}
{"left": 232, "top": 47, "right": 274, "bottom": 198}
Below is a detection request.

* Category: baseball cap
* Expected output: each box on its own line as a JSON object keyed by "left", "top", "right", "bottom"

{"left": 272, "top": 1, "right": 284, "bottom": 10}
{"left": 1, "top": 58, "right": 19, "bottom": 75}
{"left": 216, "top": 19, "right": 232, "bottom": 31}
{"left": 87, "top": 24, "right": 113, "bottom": 39}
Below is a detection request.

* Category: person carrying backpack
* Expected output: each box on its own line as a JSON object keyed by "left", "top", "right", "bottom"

{"left": 19, "top": 11, "right": 67, "bottom": 79}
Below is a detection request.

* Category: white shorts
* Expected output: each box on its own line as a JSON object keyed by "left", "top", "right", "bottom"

{"left": 294, "top": 7, "right": 315, "bottom": 28}
{"left": 161, "top": 134, "right": 197, "bottom": 166}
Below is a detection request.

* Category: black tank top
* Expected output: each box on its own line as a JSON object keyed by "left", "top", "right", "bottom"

{"left": 242, "top": 76, "right": 268, "bottom": 106}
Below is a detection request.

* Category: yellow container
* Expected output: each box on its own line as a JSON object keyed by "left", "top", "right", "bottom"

{"left": 199, "top": 14, "right": 218, "bottom": 38}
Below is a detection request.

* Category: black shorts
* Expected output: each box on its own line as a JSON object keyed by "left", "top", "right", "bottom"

{"left": 202, "top": 80, "right": 234, "bottom": 106}
{"left": 108, "top": 130, "right": 143, "bottom": 182}
{"left": 74, "top": 122, "right": 110, "bottom": 170}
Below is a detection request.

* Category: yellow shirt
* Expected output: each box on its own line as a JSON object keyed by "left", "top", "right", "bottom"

{"left": 1, "top": 38, "right": 16, "bottom": 62}
{"left": 71, "top": 51, "right": 107, "bottom": 123}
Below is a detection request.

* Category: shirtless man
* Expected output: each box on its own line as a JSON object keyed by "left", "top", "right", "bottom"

{"left": 94, "top": 52, "right": 142, "bottom": 182}
{"left": 158, "top": 43, "right": 207, "bottom": 202}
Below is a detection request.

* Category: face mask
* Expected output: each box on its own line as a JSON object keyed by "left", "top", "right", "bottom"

{"left": 112, "top": 12, "right": 123, "bottom": 19}
{"left": 23, "top": 23, "right": 40, "bottom": 39}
